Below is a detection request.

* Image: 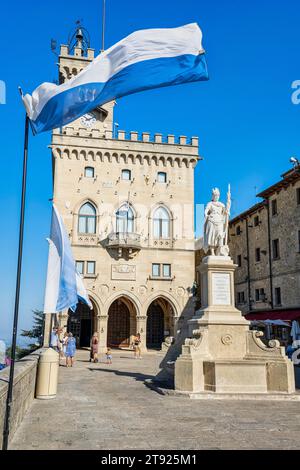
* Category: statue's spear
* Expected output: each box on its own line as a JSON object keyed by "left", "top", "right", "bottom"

{"left": 224, "top": 184, "right": 231, "bottom": 246}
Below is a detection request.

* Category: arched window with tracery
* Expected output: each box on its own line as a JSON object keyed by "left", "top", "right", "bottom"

{"left": 78, "top": 202, "right": 96, "bottom": 234}
{"left": 153, "top": 206, "right": 170, "bottom": 239}
{"left": 116, "top": 204, "right": 134, "bottom": 234}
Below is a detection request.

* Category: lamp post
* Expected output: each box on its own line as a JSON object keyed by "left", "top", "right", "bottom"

{"left": 290, "top": 156, "right": 299, "bottom": 165}
{"left": 290, "top": 156, "right": 300, "bottom": 171}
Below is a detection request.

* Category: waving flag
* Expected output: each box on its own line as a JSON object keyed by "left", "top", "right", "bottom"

{"left": 44, "top": 205, "right": 92, "bottom": 313}
{"left": 22, "top": 23, "right": 208, "bottom": 134}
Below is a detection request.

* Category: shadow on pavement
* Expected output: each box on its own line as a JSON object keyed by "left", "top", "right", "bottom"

{"left": 87, "top": 367, "right": 154, "bottom": 384}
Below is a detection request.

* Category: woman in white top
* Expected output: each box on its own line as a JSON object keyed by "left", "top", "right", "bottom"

{"left": 61, "top": 332, "right": 68, "bottom": 365}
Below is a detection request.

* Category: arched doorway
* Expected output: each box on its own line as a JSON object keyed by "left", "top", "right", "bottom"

{"left": 146, "top": 298, "right": 174, "bottom": 349}
{"left": 107, "top": 298, "right": 136, "bottom": 348}
{"left": 67, "top": 302, "right": 96, "bottom": 348}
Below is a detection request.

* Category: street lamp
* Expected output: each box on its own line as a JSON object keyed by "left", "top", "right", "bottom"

{"left": 290, "top": 156, "right": 299, "bottom": 167}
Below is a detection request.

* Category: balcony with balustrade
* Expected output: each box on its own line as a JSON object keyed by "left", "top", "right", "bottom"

{"left": 106, "top": 232, "right": 141, "bottom": 258}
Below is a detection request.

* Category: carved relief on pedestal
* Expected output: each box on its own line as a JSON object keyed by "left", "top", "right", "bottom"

{"left": 111, "top": 264, "right": 136, "bottom": 280}
{"left": 221, "top": 334, "right": 233, "bottom": 345}
{"left": 184, "top": 328, "right": 205, "bottom": 351}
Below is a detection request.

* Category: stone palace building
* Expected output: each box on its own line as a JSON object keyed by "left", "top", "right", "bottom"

{"left": 44, "top": 29, "right": 199, "bottom": 352}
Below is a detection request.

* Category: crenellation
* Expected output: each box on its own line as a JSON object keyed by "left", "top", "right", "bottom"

{"left": 78, "top": 128, "right": 87, "bottom": 136}
{"left": 191, "top": 136, "right": 199, "bottom": 147}
{"left": 87, "top": 48, "right": 95, "bottom": 60}
{"left": 154, "top": 133, "right": 163, "bottom": 143}
{"left": 92, "top": 129, "right": 100, "bottom": 138}
{"left": 142, "top": 132, "right": 150, "bottom": 142}
{"left": 130, "top": 131, "right": 139, "bottom": 141}
{"left": 60, "top": 44, "right": 69, "bottom": 56}
{"left": 54, "top": 125, "right": 198, "bottom": 148}
{"left": 105, "top": 129, "right": 113, "bottom": 139}
{"left": 117, "top": 130, "right": 126, "bottom": 140}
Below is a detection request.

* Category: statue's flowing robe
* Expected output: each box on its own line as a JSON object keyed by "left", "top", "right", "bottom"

{"left": 203, "top": 201, "right": 226, "bottom": 253}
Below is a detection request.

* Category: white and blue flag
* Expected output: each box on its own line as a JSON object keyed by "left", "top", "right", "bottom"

{"left": 44, "top": 205, "right": 92, "bottom": 313}
{"left": 22, "top": 23, "right": 208, "bottom": 134}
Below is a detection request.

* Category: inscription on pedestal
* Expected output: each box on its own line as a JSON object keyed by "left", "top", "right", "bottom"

{"left": 212, "top": 272, "right": 231, "bottom": 305}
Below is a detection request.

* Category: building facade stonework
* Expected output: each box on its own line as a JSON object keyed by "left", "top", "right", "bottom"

{"left": 228, "top": 165, "right": 300, "bottom": 317}
{"left": 44, "top": 34, "right": 199, "bottom": 352}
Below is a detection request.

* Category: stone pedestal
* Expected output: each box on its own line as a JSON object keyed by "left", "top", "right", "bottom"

{"left": 175, "top": 256, "right": 295, "bottom": 395}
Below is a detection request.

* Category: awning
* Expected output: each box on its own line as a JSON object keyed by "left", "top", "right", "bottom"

{"left": 250, "top": 319, "right": 291, "bottom": 327}
{"left": 245, "top": 310, "right": 300, "bottom": 321}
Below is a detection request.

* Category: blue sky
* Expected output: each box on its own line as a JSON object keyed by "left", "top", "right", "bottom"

{"left": 0, "top": 0, "right": 299, "bottom": 342}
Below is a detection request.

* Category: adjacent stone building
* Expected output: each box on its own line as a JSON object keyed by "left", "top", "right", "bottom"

{"left": 44, "top": 29, "right": 199, "bottom": 352}
{"left": 228, "top": 164, "right": 300, "bottom": 321}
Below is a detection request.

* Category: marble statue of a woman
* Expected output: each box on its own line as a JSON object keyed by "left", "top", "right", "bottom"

{"left": 203, "top": 186, "right": 231, "bottom": 256}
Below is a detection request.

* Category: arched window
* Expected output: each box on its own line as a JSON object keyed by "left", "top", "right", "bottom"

{"left": 153, "top": 207, "right": 170, "bottom": 239}
{"left": 84, "top": 166, "right": 94, "bottom": 178}
{"left": 116, "top": 204, "right": 134, "bottom": 233}
{"left": 157, "top": 171, "right": 167, "bottom": 183}
{"left": 78, "top": 202, "right": 96, "bottom": 234}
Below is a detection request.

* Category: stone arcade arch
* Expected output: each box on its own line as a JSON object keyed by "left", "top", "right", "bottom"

{"left": 67, "top": 300, "right": 98, "bottom": 348}
{"left": 107, "top": 297, "right": 137, "bottom": 348}
{"left": 146, "top": 297, "right": 175, "bottom": 349}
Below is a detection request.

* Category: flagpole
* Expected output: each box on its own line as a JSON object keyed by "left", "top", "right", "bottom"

{"left": 2, "top": 113, "right": 30, "bottom": 451}
{"left": 101, "top": 0, "right": 106, "bottom": 52}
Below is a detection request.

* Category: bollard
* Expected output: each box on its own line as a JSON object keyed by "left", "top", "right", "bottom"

{"left": 35, "top": 348, "right": 59, "bottom": 399}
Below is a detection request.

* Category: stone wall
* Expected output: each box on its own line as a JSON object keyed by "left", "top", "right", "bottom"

{"left": 0, "top": 348, "right": 43, "bottom": 443}
{"left": 269, "top": 182, "right": 300, "bottom": 308}
{"left": 229, "top": 203, "right": 271, "bottom": 313}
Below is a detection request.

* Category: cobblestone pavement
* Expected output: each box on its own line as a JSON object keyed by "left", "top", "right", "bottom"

{"left": 10, "top": 350, "right": 300, "bottom": 450}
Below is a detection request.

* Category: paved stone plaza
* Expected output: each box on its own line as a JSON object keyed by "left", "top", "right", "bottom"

{"left": 10, "top": 350, "right": 300, "bottom": 450}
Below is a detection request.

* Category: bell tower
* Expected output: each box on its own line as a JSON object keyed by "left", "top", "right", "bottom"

{"left": 57, "top": 24, "right": 114, "bottom": 135}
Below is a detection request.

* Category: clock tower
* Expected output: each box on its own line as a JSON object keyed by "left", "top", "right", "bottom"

{"left": 58, "top": 26, "right": 114, "bottom": 136}
{"left": 44, "top": 25, "right": 200, "bottom": 357}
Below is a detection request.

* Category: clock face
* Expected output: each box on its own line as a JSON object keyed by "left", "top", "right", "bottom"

{"left": 80, "top": 112, "right": 97, "bottom": 128}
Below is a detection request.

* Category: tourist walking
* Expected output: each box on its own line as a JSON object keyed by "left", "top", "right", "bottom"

{"left": 133, "top": 333, "right": 142, "bottom": 359}
{"left": 90, "top": 332, "right": 99, "bottom": 363}
{"left": 65, "top": 332, "right": 76, "bottom": 367}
